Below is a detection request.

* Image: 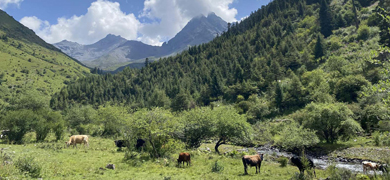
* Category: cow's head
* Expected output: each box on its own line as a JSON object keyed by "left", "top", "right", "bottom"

{"left": 65, "top": 141, "right": 71, "bottom": 147}
{"left": 380, "top": 164, "right": 388, "bottom": 172}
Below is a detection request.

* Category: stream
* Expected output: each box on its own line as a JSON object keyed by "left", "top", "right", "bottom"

{"left": 255, "top": 146, "right": 373, "bottom": 173}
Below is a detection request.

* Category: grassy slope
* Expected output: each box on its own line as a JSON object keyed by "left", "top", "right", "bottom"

{"left": 0, "top": 136, "right": 328, "bottom": 180}
{"left": 0, "top": 30, "right": 90, "bottom": 96}
{"left": 0, "top": 9, "right": 89, "bottom": 96}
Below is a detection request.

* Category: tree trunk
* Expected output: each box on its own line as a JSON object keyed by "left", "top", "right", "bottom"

{"left": 215, "top": 137, "right": 226, "bottom": 154}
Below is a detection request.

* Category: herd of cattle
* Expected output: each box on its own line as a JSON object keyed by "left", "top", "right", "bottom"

{"left": 1, "top": 133, "right": 387, "bottom": 175}
{"left": 64, "top": 135, "right": 388, "bottom": 175}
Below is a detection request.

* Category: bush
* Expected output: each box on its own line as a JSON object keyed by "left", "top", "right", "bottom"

{"left": 326, "top": 164, "right": 354, "bottom": 180}
{"left": 275, "top": 122, "right": 319, "bottom": 150}
{"left": 15, "top": 156, "right": 42, "bottom": 178}
{"left": 2, "top": 110, "right": 38, "bottom": 144}
{"left": 277, "top": 156, "right": 289, "bottom": 167}
{"left": 357, "top": 25, "right": 370, "bottom": 41}
{"left": 211, "top": 160, "right": 224, "bottom": 173}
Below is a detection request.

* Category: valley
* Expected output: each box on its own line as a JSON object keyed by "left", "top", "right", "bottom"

{"left": 0, "top": 0, "right": 390, "bottom": 179}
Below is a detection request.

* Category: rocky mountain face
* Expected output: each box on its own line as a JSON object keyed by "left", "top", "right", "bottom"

{"left": 54, "top": 13, "right": 227, "bottom": 71}
{"left": 54, "top": 34, "right": 127, "bottom": 62}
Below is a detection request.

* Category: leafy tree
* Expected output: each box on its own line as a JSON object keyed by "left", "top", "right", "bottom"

{"left": 334, "top": 75, "right": 370, "bottom": 103}
{"left": 246, "top": 95, "right": 271, "bottom": 124}
{"left": 298, "top": 102, "right": 362, "bottom": 143}
{"left": 361, "top": 103, "right": 389, "bottom": 132}
{"left": 127, "top": 108, "right": 183, "bottom": 158}
{"left": 376, "top": 6, "right": 390, "bottom": 47}
{"left": 301, "top": 69, "right": 334, "bottom": 103}
{"left": 181, "top": 107, "right": 215, "bottom": 148}
{"left": 275, "top": 122, "right": 319, "bottom": 151}
{"left": 171, "top": 91, "right": 191, "bottom": 112}
{"left": 2, "top": 110, "right": 38, "bottom": 144}
{"left": 64, "top": 105, "right": 97, "bottom": 134}
{"left": 97, "top": 105, "right": 128, "bottom": 137}
{"left": 148, "top": 88, "right": 171, "bottom": 108}
{"left": 212, "top": 106, "right": 252, "bottom": 154}
{"left": 284, "top": 72, "right": 307, "bottom": 108}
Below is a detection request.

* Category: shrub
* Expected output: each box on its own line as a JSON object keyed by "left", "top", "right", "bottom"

{"left": 326, "top": 164, "right": 354, "bottom": 180}
{"left": 275, "top": 122, "right": 319, "bottom": 150}
{"left": 277, "top": 156, "right": 289, "bottom": 167}
{"left": 211, "top": 160, "right": 224, "bottom": 173}
{"left": 15, "top": 156, "right": 42, "bottom": 178}
{"left": 2, "top": 110, "right": 38, "bottom": 144}
{"left": 357, "top": 25, "right": 370, "bottom": 41}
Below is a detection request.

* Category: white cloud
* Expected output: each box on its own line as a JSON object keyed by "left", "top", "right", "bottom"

{"left": 20, "top": 0, "right": 140, "bottom": 44}
{"left": 0, "top": 0, "right": 23, "bottom": 9}
{"left": 139, "top": 0, "right": 237, "bottom": 45}
{"left": 240, "top": 16, "right": 249, "bottom": 21}
{"left": 20, "top": 16, "right": 49, "bottom": 32}
{"left": 19, "top": 0, "right": 237, "bottom": 46}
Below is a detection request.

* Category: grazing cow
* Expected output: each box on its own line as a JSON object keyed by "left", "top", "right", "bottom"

{"left": 242, "top": 153, "right": 264, "bottom": 174}
{"left": 114, "top": 140, "right": 127, "bottom": 148}
{"left": 290, "top": 156, "right": 316, "bottom": 177}
{"left": 363, "top": 161, "right": 380, "bottom": 173}
{"left": 177, "top": 152, "right": 191, "bottom": 167}
{"left": 1, "top": 130, "right": 9, "bottom": 139}
{"left": 136, "top": 139, "right": 145, "bottom": 150}
{"left": 379, "top": 164, "right": 389, "bottom": 173}
{"left": 65, "top": 135, "right": 89, "bottom": 148}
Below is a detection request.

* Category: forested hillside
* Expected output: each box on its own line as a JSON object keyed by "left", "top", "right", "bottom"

{"left": 0, "top": 10, "right": 90, "bottom": 101}
{"left": 52, "top": 0, "right": 386, "bottom": 118}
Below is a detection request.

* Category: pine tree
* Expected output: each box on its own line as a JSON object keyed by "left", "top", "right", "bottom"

{"left": 145, "top": 58, "right": 149, "bottom": 67}
{"left": 352, "top": 0, "right": 360, "bottom": 30}
{"left": 319, "top": 0, "right": 334, "bottom": 37}
{"left": 314, "top": 35, "right": 325, "bottom": 59}
{"left": 336, "top": 14, "right": 346, "bottom": 28}
{"left": 274, "top": 82, "right": 283, "bottom": 110}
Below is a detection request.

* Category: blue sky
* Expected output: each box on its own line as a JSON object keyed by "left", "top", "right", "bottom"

{"left": 1, "top": 0, "right": 270, "bottom": 45}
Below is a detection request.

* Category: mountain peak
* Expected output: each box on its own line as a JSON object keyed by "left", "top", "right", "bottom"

{"left": 105, "top": 34, "right": 122, "bottom": 38}
{"left": 207, "top": 12, "right": 217, "bottom": 17}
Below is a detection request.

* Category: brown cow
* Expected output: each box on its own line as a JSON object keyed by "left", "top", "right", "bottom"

{"left": 177, "top": 152, "right": 191, "bottom": 167}
{"left": 363, "top": 161, "right": 380, "bottom": 173}
{"left": 242, "top": 153, "right": 264, "bottom": 174}
{"left": 65, "top": 135, "right": 89, "bottom": 148}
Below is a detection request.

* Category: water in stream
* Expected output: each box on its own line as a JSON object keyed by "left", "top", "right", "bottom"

{"left": 255, "top": 147, "right": 372, "bottom": 173}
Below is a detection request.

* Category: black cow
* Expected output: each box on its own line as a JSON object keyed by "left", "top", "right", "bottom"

{"left": 1, "top": 130, "right": 9, "bottom": 139}
{"left": 114, "top": 140, "right": 127, "bottom": 148}
{"left": 114, "top": 139, "right": 145, "bottom": 150}
{"left": 379, "top": 164, "right": 389, "bottom": 173}
{"left": 290, "top": 156, "right": 316, "bottom": 177}
{"left": 136, "top": 139, "right": 145, "bottom": 150}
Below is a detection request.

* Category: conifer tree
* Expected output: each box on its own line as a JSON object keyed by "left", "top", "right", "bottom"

{"left": 319, "top": 0, "right": 334, "bottom": 37}
{"left": 314, "top": 35, "right": 325, "bottom": 59}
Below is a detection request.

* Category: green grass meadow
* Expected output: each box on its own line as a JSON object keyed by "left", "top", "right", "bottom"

{"left": 0, "top": 135, "right": 330, "bottom": 180}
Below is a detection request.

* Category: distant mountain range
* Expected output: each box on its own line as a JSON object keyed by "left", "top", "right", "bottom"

{"left": 54, "top": 12, "right": 227, "bottom": 71}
